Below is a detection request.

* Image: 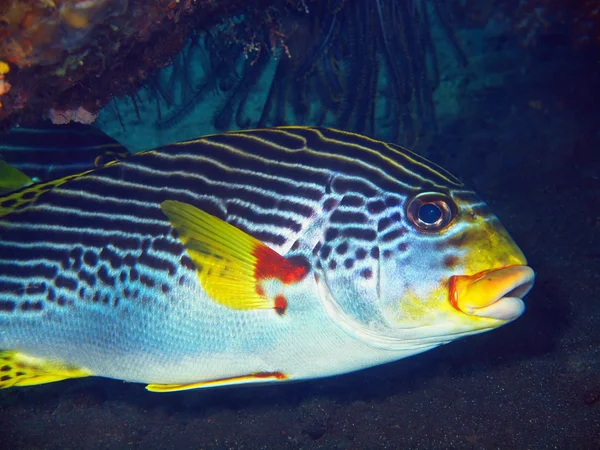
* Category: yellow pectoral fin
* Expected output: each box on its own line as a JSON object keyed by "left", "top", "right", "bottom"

{"left": 160, "top": 200, "right": 309, "bottom": 313}
{"left": 0, "top": 160, "right": 34, "bottom": 195}
{"left": 0, "top": 351, "right": 92, "bottom": 389}
{"left": 146, "top": 371, "right": 287, "bottom": 393}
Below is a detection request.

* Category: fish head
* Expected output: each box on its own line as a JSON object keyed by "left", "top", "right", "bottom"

{"left": 315, "top": 181, "right": 534, "bottom": 351}
{"left": 387, "top": 189, "right": 534, "bottom": 328}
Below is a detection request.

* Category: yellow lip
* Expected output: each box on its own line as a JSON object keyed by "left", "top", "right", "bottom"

{"left": 449, "top": 266, "right": 535, "bottom": 321}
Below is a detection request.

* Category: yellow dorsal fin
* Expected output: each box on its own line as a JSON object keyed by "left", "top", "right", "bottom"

{"left": 146, "top": 371, "right": 287, "bottom": 392}
{"left": 0, "top": 169, "right": 93, "bottom": 218}
{"left": 0, "top": 160, "right": 34, "bottom": 195}
{"left": 160, "top": 200, "right": 308, "bottom": 312}
{"left": 0, "top": 351, "right": 92, "bottom": 389}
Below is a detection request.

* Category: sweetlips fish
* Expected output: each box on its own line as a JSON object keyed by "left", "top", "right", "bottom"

{"left": 0, "top": 126, "right": 534, "bottom": 392}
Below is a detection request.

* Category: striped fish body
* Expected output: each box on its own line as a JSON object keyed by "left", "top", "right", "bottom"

{"left": 0, "top": 127, "right": 534, "bottom": 391}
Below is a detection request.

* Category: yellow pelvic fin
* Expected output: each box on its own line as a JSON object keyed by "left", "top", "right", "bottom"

{"left": 146, "top": 371, "right": 287, "bottom": 392}
{"left": 161, "top": 200, "right": 306, "bottom": 311}
{"left": 0, "top": 169, "right": 93, "bottom": 218}
{"left": 0, "top": 351, "right": 92, "bottom": 389}
{"left": 0, "top": 160, "right": 34, "bottom": 195}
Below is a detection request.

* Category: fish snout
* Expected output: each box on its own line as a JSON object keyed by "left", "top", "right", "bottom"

{"left": 449, "top": 266, "right": 535, "bottom": 321}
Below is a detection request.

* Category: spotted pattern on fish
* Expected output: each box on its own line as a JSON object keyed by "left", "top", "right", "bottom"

{"left": 0, "top": 127, "right": 481, "bottom": 321}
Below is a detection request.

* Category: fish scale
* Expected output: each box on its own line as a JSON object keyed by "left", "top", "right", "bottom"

{"left": 0, "top": 126, "right": 534, "bottom": 391}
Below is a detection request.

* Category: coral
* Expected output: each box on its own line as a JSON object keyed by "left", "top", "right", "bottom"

{"left": 48, "top": 105, "right": 98, "bottom": 124}
{"left": 0, "top": 61, "right": 11, "bottom": 110}
{"left": 142, "top": 0, "right": 457, "bottom": 147}
{"left": 0, "top": 0, "right": 256, "bottom": 128}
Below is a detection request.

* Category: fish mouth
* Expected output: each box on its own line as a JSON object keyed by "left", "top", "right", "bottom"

{"left": 449, "top": 266, "right": 535, "bottom": 321}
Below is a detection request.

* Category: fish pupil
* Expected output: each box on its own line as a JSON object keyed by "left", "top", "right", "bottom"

{"left": 418, "top": 203, "right": 442, "bottom": 224}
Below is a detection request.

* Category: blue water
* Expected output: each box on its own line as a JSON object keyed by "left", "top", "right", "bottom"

{"left": 1, "top": 1, "right": 599, "bottom": 448}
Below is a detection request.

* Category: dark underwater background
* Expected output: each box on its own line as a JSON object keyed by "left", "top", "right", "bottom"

{"left": 0, "top": 1, "right": 599, "bottom": 448}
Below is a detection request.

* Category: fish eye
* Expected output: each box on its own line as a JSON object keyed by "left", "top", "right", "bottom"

{"left": 406, "top": 193, "right": 455, "bottom": 232}
{"left": 419, "top": 203, "right": 442, "bottom": 224}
